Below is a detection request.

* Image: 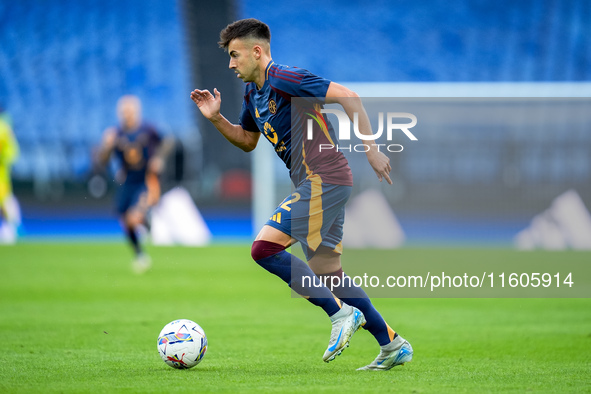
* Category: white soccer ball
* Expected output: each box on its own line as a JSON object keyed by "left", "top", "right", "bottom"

{"left": 157, "top": 319, "right": 207, "bottom": 369}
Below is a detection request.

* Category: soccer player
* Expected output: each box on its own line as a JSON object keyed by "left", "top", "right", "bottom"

{"left": 0, "top": 106, "right": 20, "bottom": 244}
{"left": 190, "top": 18, "right": 412, "bottom": 370}
{"left": 98, "top": 95, "right": 170, "bottom": 274}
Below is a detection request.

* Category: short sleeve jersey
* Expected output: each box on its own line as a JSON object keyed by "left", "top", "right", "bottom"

{"left": 113, "top": 123, "right": 162, "bottom": 184}
{"left": 239, "top": 62, "right": 352, "bottom": 187}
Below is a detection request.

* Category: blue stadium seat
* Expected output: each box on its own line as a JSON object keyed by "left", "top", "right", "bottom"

{"left": 1, "top": 0, "right": 589, "bottom": 183}
{"left": 240, "top": 0, "right": 591, "bottom": 82}
{"left": 0, "top": 0, "right": 198, "bottom": 180}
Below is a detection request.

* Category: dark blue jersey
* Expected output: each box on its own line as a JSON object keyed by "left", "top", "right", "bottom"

{"left": 240, "top": 61, "right": 352, "bottom": 186}
{"left": 112, "top": 123, "right": 162, "bottom": 184}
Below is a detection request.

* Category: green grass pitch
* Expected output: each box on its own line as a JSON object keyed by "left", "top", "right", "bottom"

{"left": 1, "top": 243, "right": 589, "bottom": 393}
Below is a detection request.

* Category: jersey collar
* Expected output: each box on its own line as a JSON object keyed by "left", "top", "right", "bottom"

{"left": 265, "top": 61, "right": 274, "bottom": 81}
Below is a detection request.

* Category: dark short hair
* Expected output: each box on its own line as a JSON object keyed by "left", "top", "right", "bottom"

{"left": 218, "top": 18, "right": 271, "bottom": 50}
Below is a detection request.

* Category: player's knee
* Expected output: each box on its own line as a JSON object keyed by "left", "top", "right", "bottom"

{"left": 125, "top": 210, "right": 144, "bottom": 228}
{"left": 251, "top": 240, "right": 286, "bottom": 261}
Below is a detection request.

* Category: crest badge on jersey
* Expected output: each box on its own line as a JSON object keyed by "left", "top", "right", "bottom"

{"left": 268, "top": 99, "right": 277, "bottom": 114}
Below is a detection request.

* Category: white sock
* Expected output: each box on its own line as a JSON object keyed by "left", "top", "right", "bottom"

{"left": 330, "top": 303, "right": 352, "bottom": 322}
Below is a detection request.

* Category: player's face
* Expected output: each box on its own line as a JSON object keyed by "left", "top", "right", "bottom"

{"left": 118, "top": 97, "right": 141, "bottom": 131}
{"left": 227, "top": 38, "right": 258, "bottom": 83}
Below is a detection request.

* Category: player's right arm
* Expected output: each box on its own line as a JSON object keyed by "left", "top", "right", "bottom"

{"left": 97, "top": 127, "right": 117, "bottom": 165}
{"left": 190, "top": 88, "right": 260, "bottom": 152}
{"left": 326, "top": 82, "right": 392, "bottom": 185}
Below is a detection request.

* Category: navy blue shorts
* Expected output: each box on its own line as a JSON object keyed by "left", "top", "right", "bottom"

{"left": 265, "top": 175, "right": 352, "bottom": 260}
{"left": 115, "top": 182, "right": 147, "bottom": 215}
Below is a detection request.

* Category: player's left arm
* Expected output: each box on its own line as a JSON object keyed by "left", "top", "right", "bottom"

{"left": 148, "top": 135, "right": 175, "bottom": 176}
{"left": 145, "top": 131, "right": 173, "bottom": 206}
{"left": 97, "top": 127, "right": 117, "bottom": 166}
{"left": 326, "top": 82, "right": 392, "bottom": 184}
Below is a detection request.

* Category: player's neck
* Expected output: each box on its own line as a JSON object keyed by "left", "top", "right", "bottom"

{"left": 123, "top": 122, "right": 140, "bottom": 132}
{"left": 255, "top": 57, "right": 273, "bottom": 89}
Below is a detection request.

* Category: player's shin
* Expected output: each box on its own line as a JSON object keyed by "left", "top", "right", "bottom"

{"left": 251, "top": 240, "right": 341, "bottom": 316}
{"left": 125, "top": 225, "right": 143, "bottom": 256}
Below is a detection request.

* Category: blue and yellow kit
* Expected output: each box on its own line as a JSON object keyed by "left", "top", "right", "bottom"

{"left": 112, "top": 123, "right": 162, "bottom": 214}
{"left": 240, "top": 61, "right": 353, "bottom": 259}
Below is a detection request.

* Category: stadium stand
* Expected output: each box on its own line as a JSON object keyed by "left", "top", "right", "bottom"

{"left": 0, "top": 0, "right": 197, "bottom": 182}
{"left": 0, "top": 0, "right": 589, "bottom": 242}
{"left": 240, "top": 0, "right": 591, "bottom": 82}
{"left": 2, "top": 0, "right": 589, "bottom": 185}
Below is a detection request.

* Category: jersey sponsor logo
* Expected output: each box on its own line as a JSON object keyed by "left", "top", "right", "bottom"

{"left": 268, "top": 99, "right": 277, "bottom": 114}
{"left": 124, "top": 143, "right": 143, "bottom": 166}
{"left": 274, "top": 141, "right": 287, "bottom": 152}
{"left": 263, "top": 122, "right": 278, "bottom": 144}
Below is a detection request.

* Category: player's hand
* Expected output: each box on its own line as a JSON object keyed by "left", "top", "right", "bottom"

{"left": 190, "top": 88, "right": 222, "bottom": 121}
{"left": 145, "top": 172, "right": 161, "bottom": 206}
{"left": 366, "top": 149, "right": 392, "bottom": 184}
{"left": 148, "top": 157, "right": 164, "bottom": 175}
{"left": 102, "top": 128, "right": 117, "bottom": 149}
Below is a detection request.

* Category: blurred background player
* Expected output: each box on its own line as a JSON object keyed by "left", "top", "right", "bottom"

{"left": 97, "top": 95, "right": 172, "bottom": 273}
{"left": 191, "top": 18, "right": 412, "bottom": 370}
{"left": 0, "top": 105, "right": 21, "bottom": 244}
